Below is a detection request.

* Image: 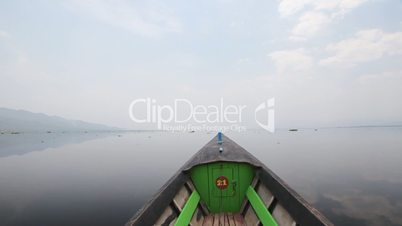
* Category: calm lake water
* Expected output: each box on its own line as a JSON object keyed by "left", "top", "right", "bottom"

{"left": 0, "top": 128, "right": 402, "bottom": 226}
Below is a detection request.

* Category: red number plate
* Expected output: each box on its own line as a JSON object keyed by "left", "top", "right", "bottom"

{"left": 215, "top": 176, "right": 229, "bottom": 190}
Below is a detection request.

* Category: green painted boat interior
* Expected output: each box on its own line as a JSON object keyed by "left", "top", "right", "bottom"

{"left": 190, "top": 162, "right": 254, "bottom": 213}
{"left": 173, "top": 134, "right": 281, "bottom": 225}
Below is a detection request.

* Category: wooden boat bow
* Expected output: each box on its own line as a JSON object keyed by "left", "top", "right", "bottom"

{"left": 126, "top": 133, "right": 334, "bottom": 226}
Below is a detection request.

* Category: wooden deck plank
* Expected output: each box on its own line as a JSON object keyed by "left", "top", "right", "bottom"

{"left": 224, "top": 213, "right": 230, "bottom": 225}
{"left": 234, "top": 213, "right": 246, "bottom": 226}
{"left": 228, "top": 213, "right": 235, "bottom": 226}
{"left": 257, "top": 183, "right": 274, "bottom": 208}
{"left": 202, "top": 213, "right": 246, "bottom": 226}
{"left": 219, "top": 213, "right": 225, "bottom": 225}
{"left": 244, "top": 206, "right": 260, "bottom": 226}
{"left": 173, "top": 185, "right": 191, "bottom": 211}
{"left": 272, "top": 203, "right": 295, "bottom": 226}
{"left": 190, "top": 207, "right": 204, "bottom": 226}
{"left": 213, "top": 214, "right": 219, "bottom": 226}
{"left": 203, "top": 215, "right": 214, "bottom": 226}
{"left": 154, "top": 206, "right": 176, "bottom": 226}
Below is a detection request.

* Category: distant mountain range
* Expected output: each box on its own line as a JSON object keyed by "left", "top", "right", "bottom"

{"left": 0, "top": 107, "right": 119, "bottom": 132}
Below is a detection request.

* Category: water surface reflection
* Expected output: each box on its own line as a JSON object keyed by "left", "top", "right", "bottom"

{"left": 0, "top": 128, "right": 401, "bottom": 226}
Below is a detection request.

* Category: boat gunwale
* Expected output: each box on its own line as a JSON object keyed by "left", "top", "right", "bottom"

{"left": 125, "top": 171, "right": 189, "bottom": 226}
{"left": 257, "top": 166, "right": 334, "bottom": 226}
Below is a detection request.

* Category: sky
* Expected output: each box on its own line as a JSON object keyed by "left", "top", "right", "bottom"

{"left": 1, "top": 0, "right": 402, "bottom": 129}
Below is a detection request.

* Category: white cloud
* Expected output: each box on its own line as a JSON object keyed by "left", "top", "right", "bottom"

{"left": 336, "top": 0, "right": 369, "bottom": 15}
{"left": 64, "top": 0, "right": 182, "bottom": 37}
{"left": 269, "top": 48, "right": 314, "bottom": 73}
{"left": 313, "top": 0, "right": 369, "bottom": 15}
{"left": 278, "top": 0, "right": 369, "bottom": 17}
{"left": 291, "top": 11, "right": 331, "bottom": 39}
{"left": 320, "top": 29, "right": 402, "bottom": 66}
{"left": 278, "top": 0, "right": 369, "bottom": 40}
{"left": 278, "top": 0, "right": 315, "bottom": 17}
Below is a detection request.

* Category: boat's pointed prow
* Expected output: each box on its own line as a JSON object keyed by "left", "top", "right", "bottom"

{"left": 126, "top": 134, "right": 334, "bottom": 226}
